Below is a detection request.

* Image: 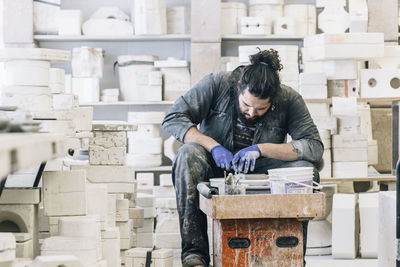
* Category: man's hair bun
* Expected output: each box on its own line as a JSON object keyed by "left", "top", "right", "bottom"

{"left": 249, "top": 48, "right": 283, "bottom": 72}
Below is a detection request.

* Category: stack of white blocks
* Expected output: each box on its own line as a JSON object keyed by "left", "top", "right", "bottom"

{"left": 136, "top": 193, "right": 156, "bottom": 248}
{"left": 33, "top": 0, "right": 60, "bottom": 35}
{"left": 132, "top": 0, "right": 167, "bottom": 35}
{"left": 248, "top": 0, "right": 282, "bottom": 35}
{"left": 332, "top": 131, "right": 368, "bottom": 178}
{"left": 154, "top": 58, "right": 191, "bottom": 101}
{"left": 154, "top": 174, "right": 181, "bottom": 250}
{"left": 299, "top": 72, "right": 327, "bottom": 99}
{"left": 126, "top": 112, "right": 165, "bottom": 168}
{"left": 71, "top": 46, "right": 103, "bottom": 104}
{"left": 319, "top": 130, "right": 332, "bottom": 178}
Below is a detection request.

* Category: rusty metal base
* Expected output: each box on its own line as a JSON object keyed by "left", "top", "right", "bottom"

{"left": 213, "top": 218, "right": 303, "bottom": 267}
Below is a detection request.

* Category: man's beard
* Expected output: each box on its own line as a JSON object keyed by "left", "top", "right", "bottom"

{"left": 234, "top": 96, "right": 264, "bottom": 126}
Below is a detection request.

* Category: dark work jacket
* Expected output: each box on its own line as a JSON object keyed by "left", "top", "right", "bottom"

{"left": 162, "top": 69, "right": 324, "bottom": 163}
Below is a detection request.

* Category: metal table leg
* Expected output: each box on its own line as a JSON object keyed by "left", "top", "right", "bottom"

{"left": 33, "top": 162, "right": 46, "bottom": 187}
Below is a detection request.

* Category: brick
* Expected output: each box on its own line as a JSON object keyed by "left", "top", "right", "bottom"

{"left": 129, "top": 207, "right": 144, "bottom": 219}
{"left": 136, "top": 193, "right": 155, "bottom": 207}
{"left": 332, "top": 162, "right": 368, "bottom": 178}
{"left": 332, "top": 134, "right": 367, "bottom": 148}
{"left": 155, "top": 217, "right": 179, "bottom": 234}
{"left": 154, "top": 233, "right": 181, "bottom": 249}
{"left": 135, "top": 218, "right": 154, "bottom": 233}
{"left": 136, "top": 233, "right": 154, "bottom": 248}
{"left": 152, "top": 186, "right": 176, "bottom": 198}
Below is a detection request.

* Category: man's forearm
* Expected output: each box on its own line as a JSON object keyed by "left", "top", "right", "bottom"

{"left": 257, "top": 142, "right": 298, "bottom": 161}
{"left": 183, "top": 127, "right": 219, "bottom": 152}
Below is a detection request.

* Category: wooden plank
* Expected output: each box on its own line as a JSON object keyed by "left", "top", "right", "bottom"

{"left": 304, "top": 97, "right": 400, "bottom": 104}
{"left": 200, "top": 193, "right": 325, "bottom": 219}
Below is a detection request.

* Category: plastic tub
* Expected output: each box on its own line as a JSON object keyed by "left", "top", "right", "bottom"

{"left": 269, "top": 167, "right": 314, "bottom": 194}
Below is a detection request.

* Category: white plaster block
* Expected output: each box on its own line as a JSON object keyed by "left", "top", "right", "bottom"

{"left": 71, "top": 47, "right": 104, "bottom": 78}
{"left": 159, "top": 174, "right": 173, "bottom": 187}
{"left": 358, "top": 193, "right": 378, "bottom": 258}
{"left": 368, "top": 140, "right": 378, "bottom": 165}
{"left": 137, "top": 193, "right": 155, "bottom": 207}
{"left": 167, "top": 6, "right": 190, "bottom": 35}
{"left": 191, "top": 0, "right": 220, "bottom": 42}
{"left": 0, "top": 188, "right": 40, "bottom": 204}
{"left": 320, "top": 153, "right": 332, "bottom": 178}
{"left": 273, "top": 17, "right": 295, "bottom": 36}
{"left": 332, "top": 147, "right": 367, "bottom": 162}
{"left": 41, "top": 237, "right": 97, "bottom": 265}
{"left": 0, "top": 0, "right": 33, "bottom": 44}
{"left": 332, "top": 134, "right": 367, "bottom": 148}
{"left": 332, "top": 193, "right": 358, "bottom": 259}
{"left": 332, "top": 162, "right": 368, "bottom": 178}
{"left": 58, "top": 10, "right": 82, "bottom": 36}
{"left": 71, "top": 165, "right": 134, "bottom": 183}
{"left": 52, "top": 94, "right": 75, "bottom": 110}
{"left": 43, "top": 170, "right": 87, "bottom": 216}
{"left": 136, "top": 218, "right": 154, "bottom": 233}
{"left": 134, "top": 0, "right": 167, "bottom": 35}
{"left": 190, "top": 43, "right": 221, "bottom": 86}
{"left": 136, "top": 173, "right": 154, "bottom": 188}
{"left": 58, "top": 215, "right": 102, "bottom": 260}
{"left": 378, "top": 191, "right": 396, "bottom": 266}
{"left": 153, "top": 186, "right": 176, "bottom": 198}
{"left": 240, "top": 17, "right": 270, "bottom": 35}
{"left": 116, "top": 199, "right": 129, "bottom": 222}
{"left": 40, "top": 120, "right": 75, "bottom": 136}
{"left": 306, "top": 103, "right": 330, "bottom": 117}
{"left": 133, "top": 218, "right": 144, "bottom": 229}
{"left": 127, "top": 112, "right": 165, "bottom": 125}
{"left": 71, "top": 77, "right": 100, "bottom": 104}
{"left": 159, "top": 65, "right": 191, "bottom": 101}
{"left": 86, "top": 184, "right": 108, "bottom": 229}
{"left": 248, "top": 3, "right": 282, "bottom": 25}
{"left": 30, "top": 255, "right": 82, "bottom": 267}
{"left": 155, "top": 198, "right": 177, "bottom": 209}
{"left": 136, "top": 232, "right": 154, "bottom": 248}
{"left": 299, "top": 72, "right": 327, "bottom": 85}
{"left": 129, "top": 207, "right": 144, "bottom": 219}
{"left": 337, "top": 116, "right": 360, "bottom": 135}
{"left": 0, "top": 233, "right": 16, "bottom": 251}
{"left": 305, "top": 256, "right": 378, "bottom": 267}
{"left": 0, "top": 88, "right": 52, "bottom": 112}
{"left": 126, "top": 153, "right": 162, "bottom": 168}
{"left": 299, "top": 85, "right": 327, "bottom": 99}
{"left": 106, "top": 182, "right": 136, "bottom": 194}
{"left": 4, "top": 60, "right": 49, "bottom": 86}
{"left": 370, "top": 45, "right": 400, "bottom": 69}
{"left": 303, "top": 44, "right": 383, "bottom": 61}
{"left": 89, "top": 145, "right": 126, "bottom": 166}
{"left": 367, "top": 0, "right": 398, "bottom": 42}
{"left": 154, "top": 233, "right": 181, "bottom": 249}
{"left": 360, "top": 69, "right": 400, "bottom": 98}
{"left": 304, "top": 33, "right": 383, "bottom": 47}
{"left": 155, "top": 217, "right": 179, "bottom": 234}
{"left": 116, "top": 220, "right": 134, "bottom": 239}
{"left": 73, "top": 106, "right": 93, "bottom": 132}
{"left": 101, "top": 227, "right": 121, "bottom": 267}
{"left": 128, "top": 136, "right": 162, "bottom": 154}
{"left": 33, "top": 0, "right": 60, "bottom": 35}
{"left": 221, "top": 3, "right": 246, "bottom": 35}
{"left": 349, "top": 0, "right": 368, "bottom": 33}
{"left": 107, "top": 194, "right": 116, "bottom": 228}
{"left": 100, "top": 94, "right": 118, "bottom": 103}
{"left": 144, "top": 206, "right": 156, "bottom": 218}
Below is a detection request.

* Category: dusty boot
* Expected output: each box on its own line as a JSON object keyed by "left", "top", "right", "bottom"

{"left": 182, "top": 254, "right": 208, "bottom": 267}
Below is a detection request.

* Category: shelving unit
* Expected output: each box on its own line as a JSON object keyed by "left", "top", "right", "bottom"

{"left": 34, "top": 34, "right": 191, "bottom": 42}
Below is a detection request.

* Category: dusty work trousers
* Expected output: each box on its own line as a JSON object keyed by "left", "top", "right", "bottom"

{"left": 172, "top": 142, "right": 320, "bottom": 266}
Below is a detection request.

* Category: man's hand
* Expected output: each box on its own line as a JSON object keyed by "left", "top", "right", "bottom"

{"left": 232, "top": 144, "right": 261, "bottom": 173}
{"left": 211, "top": 145, "right": 234, "bottom": 171}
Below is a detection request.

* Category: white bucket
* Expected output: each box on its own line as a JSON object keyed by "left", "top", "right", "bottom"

{"left": 269, "top": 167, "right": 315, "bottom": 194}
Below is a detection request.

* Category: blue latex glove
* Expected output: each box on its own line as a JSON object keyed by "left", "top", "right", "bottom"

{"left": 211, "top": 145, "right": 234, "bottom": 171}
{"left": 232, "top": 144, "right": 261, "bottom": 173}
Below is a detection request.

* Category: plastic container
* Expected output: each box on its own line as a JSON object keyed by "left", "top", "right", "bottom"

{"left": 268, "top": 167, "right": 314, "bottom": 194}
